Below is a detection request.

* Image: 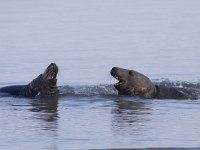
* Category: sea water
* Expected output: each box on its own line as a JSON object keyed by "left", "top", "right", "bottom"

{"left": 0, "top": 0, "right": 200, "bottom": 149}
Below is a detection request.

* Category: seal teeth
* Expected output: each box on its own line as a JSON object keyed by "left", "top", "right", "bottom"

{"left": 114, "top": 80, "right": 124, "bottom": 86}
{"left": 114, "top": 75, "right": 119, "bottom": 80}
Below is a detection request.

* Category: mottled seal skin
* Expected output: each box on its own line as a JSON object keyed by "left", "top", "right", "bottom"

{"left": 111, "top": 67, "right": 199, "bottom": 99}
{"left": 0, "top": 63, "right": 58, "bottom": 98}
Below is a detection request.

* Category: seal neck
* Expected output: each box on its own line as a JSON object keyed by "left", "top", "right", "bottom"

{"left": 151, "top": 85, "right": 160, "bottom": 98}
{"left": 29, "top": 74, "right": 43, "bottom": 93}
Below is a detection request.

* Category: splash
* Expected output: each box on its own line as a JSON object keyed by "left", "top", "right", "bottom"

{"left": 153, "top": 79, "right": 200, "bottom": 89}
{"left": 1, "top": 80, "right": 200, "bottom": 98}
{"left": 58, "top": 84, "right": 118, "bottom": 96}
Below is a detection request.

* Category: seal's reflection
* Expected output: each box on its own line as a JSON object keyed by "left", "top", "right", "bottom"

{"left": 112, "top": 98, "right": 152, "bottom": 135}
{"left": 30, "top": 95, "right": 59, "bottom": 130}
{"left": 29, "top": 95, "right": 59, "bottom": 150}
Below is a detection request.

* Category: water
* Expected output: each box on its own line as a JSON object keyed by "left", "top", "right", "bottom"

{"left": 0, "top": 0, "right": 200, "bottom": 149}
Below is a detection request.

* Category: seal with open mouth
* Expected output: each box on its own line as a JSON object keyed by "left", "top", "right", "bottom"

{"left": 0, "top": 63, "right": 58, "bottom": 97}
{"left": 111, "top": 67, "right": 199, "bottom": 99}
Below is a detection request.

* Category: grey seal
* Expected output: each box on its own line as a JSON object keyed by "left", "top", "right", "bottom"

{"left": 0, "top": 63, "right": 58, "bottom": 97}
{"left": 111, "top": 67, "right": 199, "bottom": 99}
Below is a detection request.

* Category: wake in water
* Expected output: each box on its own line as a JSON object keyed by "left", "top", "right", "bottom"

{"left": 58, "top": 79, "right": 200, "bottom": 97}
{"left": 153, "top": 79, "right": 200, "bottom": 89}
{"left": 58, "top": 84, "right": 118, "bottom": 96}
{"left": 0, "top": 84, "right": 118, "bottom": 97}
{"left": 58, "top": 80, "right": 200, "bottom": 97}
{"left": 0, "top": 79, "right": 200, "bottom": 98}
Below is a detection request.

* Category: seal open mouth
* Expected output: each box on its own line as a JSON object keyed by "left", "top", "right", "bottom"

{"left": 112, "top": 75, "right": 126, "bottom": 87}
{"left": 43, "top": 63, "right": 58, "bottom": 80}
{"left": 110, "top": 67, "right": 126, "bottom": 88}
{"left": 39, "top": 63, "right": 59, "bottom": 96}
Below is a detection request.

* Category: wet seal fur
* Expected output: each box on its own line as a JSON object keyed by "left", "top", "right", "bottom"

{"left": 0, "top": 63, "right": 58, "bottom": 98}
{"left": 111, "top": 67, "right": 200, "bottom": 99}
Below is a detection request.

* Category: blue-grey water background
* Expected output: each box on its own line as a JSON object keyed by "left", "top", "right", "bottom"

{"left": 0, "top": 0, "right": 200, "bottom": 149}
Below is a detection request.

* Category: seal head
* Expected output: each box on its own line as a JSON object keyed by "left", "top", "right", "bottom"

{"left": 39, "top": 63, "right": 59, "bottom": 96}
{"left": 28, "top": 63, "right": 59, "bottom": 97}
{"left": 111, "top": 67, "right": 156, "bottom": 98}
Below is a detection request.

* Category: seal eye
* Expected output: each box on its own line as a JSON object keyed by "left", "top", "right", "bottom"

{"left": 129, "top": 71, "right": 133, "bottom": 76}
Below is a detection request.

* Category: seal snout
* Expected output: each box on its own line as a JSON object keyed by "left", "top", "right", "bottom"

{"left": 111, "top": 67, "right": 126, "bottom": 89}
{"left": 50, "top": 63, "right": 58, "bottom": 73}
{"left": 43, "top": 63, "right": 59, "bottom": 80}
{"left": 110, "top": 67, "right": 119, "bottom": 78}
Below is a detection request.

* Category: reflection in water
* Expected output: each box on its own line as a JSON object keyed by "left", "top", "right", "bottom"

{"left": 29, "top": 95, "right": 59, "bottom": 150}
{"left": 111, "top": 98, "right": 152, "bottom": 135}
{"left": 30, "top": 95, "right": 59, "bottom": 123}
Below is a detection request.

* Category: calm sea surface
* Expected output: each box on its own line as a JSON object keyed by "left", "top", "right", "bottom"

{"left": 0, "top": 0, "right": 200, "bottom": 149}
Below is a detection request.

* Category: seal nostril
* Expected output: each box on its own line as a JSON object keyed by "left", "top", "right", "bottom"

{"left": 129, "top": 71, "right": 133, "bottom": 76}
{"left": 111, "top": 67, "right": 118, "bottom": 76}
{"left": 111, "top": 67, "right": 118, "bottom": 73}
{"left": 111, "top": 67, "right": 116, "bottom": 75}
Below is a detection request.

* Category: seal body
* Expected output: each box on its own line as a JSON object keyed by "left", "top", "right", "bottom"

{"left": 0, "top": 63, "right": 58, "bottom": 98}
{"left": 0, "top": 84, "right": 39, "bottom": 97}
{"left": 154, "top": 85, "right": 199, "bottom": 99}
{"left": 111, "top": 67, "right": 199, "bottom": 99}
